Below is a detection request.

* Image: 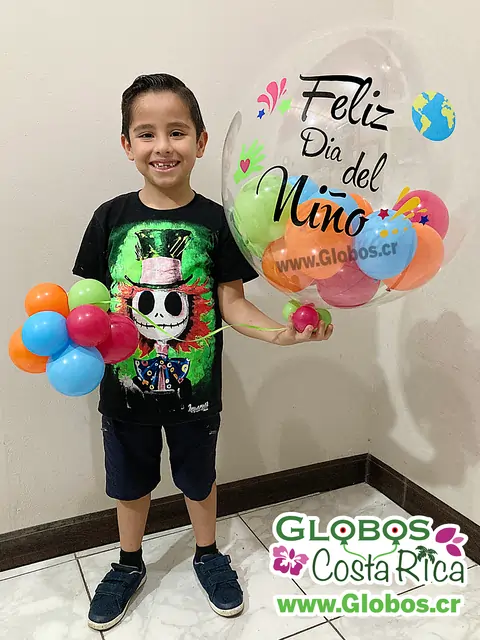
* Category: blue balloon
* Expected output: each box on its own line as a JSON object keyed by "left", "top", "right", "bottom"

{"left": 288, "top": 176, "right": 319, "bottom": 203}
{"left": 47, "top": 342, "right": 105, "bottom": 397}
{"left": 22, "top": 311, "right": 69, "bottom": 357}
{"left": 320, "top": 188, "right": 365, "bottom": 235}
{"left": 353, "top": 209, "right": 418, "bottom": 280}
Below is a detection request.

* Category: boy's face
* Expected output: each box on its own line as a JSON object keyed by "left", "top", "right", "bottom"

{"left": 122, "top": 91, "right": 207, "bottom": 193}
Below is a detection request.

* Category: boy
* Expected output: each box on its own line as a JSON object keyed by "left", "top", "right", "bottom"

{"left": 73, "top": 73, "right": 333, "bottom": 631}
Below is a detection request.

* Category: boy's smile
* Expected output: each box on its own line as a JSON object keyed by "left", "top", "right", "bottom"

{"left": 150, "top": 160, "right": 180, "bottom": 173}
{"left": 122, "top": 91, "right": 207, "bottom": 204}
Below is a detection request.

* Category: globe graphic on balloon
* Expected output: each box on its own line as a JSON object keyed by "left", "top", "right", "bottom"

{"left": 412, "top": 92, "right": 456, "bottom": 142}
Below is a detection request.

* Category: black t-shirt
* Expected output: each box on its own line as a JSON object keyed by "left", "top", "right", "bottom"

{"left": 73, "top": 191, "right": 258, "bottom": 425}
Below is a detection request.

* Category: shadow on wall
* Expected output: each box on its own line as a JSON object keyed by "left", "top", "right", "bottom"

{"left": 219, "top": 301, "right": 396, "bottom": 479}
{"left": 394, "top": 309, "right": 480, "bottom": 489}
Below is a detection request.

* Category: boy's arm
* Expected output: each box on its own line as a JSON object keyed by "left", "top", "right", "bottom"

{"left": 218, "top": 280, "right": 333, "bottom": 346}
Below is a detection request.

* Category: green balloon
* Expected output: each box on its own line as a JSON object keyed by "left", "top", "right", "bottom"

{"left": 317, "top": 308, "right": 332, "bottom": 326}
{"left": 68, "top": 279, "right": 111, "bottom": 312}
{"left": 247, "top": 239, "right": 266, "bottom": 259}
{"left": 233, "top": 174, "right": 292, "bottom": 250}
{"left": 282, "top": 299, "right": 301, "bottom": 321}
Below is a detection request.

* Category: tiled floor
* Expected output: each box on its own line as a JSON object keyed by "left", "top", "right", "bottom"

{"left": 1, "top": 483, "right": 478, "bottom": 639}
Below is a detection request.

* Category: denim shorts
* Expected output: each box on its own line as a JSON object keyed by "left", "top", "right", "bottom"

{"left": 101, "top": 414, "right": 221, "bottom": 502}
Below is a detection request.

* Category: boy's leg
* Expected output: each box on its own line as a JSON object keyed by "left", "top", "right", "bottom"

{"left": 165, "top": 415, "right": 244, "bottom": 617}
{"left": 117, "top": 493, "right": 152, "bottom": 552}
{"left": 184, "top": 482, "right": 217, "bottom": 547}
{"left": 87, "top": 417, "right": 162, "bottom": 631}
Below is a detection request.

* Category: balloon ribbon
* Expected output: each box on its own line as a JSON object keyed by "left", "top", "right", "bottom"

{"left": 120, "top": 303, "right": 283, "bottom": 346}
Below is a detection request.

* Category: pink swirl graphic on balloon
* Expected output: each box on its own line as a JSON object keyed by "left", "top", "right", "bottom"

{"left": 257, "top": 78, "right": 287, "bottom": 114}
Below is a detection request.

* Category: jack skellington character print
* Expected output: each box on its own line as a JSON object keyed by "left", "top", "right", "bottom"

{"left": 123, "top": 229, "right": 194, "bottom": 401}
{"left": 112, "top": 223, "right": 215, "bottom": 410}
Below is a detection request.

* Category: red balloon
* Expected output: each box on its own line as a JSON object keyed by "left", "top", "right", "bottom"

{"left": 316, "top": 260, "right": 380, "bottom": 308}
{"left": 292, "top": 305, "right": 320, "bottom": 333}
{"left": 393, "top": 189, "right": 449, "bottom": 239}
{"left": 97, "top": 314, "right": 139, "bottom": 364}
{"left": 66, "top": 305, "right": 111, "bottom": 347}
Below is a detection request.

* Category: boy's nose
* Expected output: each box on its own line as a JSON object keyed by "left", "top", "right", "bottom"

{"left": 154, "top": 136, "right": 173, "bottom": 155}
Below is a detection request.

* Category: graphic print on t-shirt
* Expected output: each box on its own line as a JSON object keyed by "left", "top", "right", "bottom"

{"left": 108, "top": 221, "right": 216, "bottom": 407}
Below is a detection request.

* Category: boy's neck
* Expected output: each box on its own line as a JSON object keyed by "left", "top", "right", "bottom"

{"left": 139, "top": 181, "right": 195, "bottom": 210}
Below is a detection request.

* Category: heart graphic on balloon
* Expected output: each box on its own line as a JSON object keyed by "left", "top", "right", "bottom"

{"left": 240, "top": 159, "right": 251, "bottom": 173}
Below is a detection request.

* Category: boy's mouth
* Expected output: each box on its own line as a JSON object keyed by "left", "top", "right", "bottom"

{"left": 150, "top": 161, "right": 180, "bottom": 172}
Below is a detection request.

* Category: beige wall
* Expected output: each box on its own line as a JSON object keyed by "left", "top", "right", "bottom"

{"left": 1, "top": 0, "right": 478, "bottom": 535}
{"left": 370, "top": 1, "right": 480, "bottom": 523}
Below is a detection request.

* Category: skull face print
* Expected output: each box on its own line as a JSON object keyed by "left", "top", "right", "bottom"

{"left": 132, "top": 288, "right": 190, "bottom": 343}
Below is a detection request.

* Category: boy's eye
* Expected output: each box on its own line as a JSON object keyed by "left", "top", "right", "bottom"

{"left": 138, "top": 133, "right": 154, "bottom": 139}
{"left": 171, "top": 131, "right": 185, "bottom": 137}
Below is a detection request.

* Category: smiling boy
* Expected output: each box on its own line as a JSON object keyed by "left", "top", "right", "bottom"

{"left": 73, "top": 73, "right": 333, "bottom": 631}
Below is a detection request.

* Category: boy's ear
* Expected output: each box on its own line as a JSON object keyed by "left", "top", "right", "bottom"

{"left": 121, "top": 134, "right": 135, "bottom": 161}
{"left": 196, "top": 131, "right": 208, "bottom": 159}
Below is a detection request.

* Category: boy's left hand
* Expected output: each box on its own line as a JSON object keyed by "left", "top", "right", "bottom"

{"left": 274, "top": 318, "right": 334, "bottom": 346}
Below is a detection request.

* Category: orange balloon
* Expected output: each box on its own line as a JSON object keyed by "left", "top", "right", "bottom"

{"left": 351, "top": 193, "right": 373, "bottom": 216}
{"left": 25, "top": 283, "right": 69, "bottom": 317}
{"left": 284, "top": 198, "right": 352, "bottom": 279}
{"left": 383, "top": 223, "right": 444, "bottom": 291}
{"left": 262, "top": 237, "right": 314, "bottom": 293}
{"left": 9, "top": 327, "right": 49, "bottom": 373}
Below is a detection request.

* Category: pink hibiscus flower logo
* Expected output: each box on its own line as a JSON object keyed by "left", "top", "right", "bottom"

{"left": 434, "top": 525, "right": 468, "bottom": 557}
{"left": 272, "top": 545, "right": 309, "bottom": 577}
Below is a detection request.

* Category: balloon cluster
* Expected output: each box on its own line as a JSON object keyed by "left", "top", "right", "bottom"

{"left": 8, "top": 279, "right": 138, "bottom": 397}
{"left": 231, "top": 176, "right": 447, "bottom": 327}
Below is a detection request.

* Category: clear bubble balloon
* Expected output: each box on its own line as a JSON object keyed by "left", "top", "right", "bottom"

{"left": 222, "top": 26, "right": 470, "bottom": 315}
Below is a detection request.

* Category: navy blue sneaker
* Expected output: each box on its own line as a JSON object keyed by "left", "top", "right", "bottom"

{"left": 193, "top": 553, "right": 244, "bottom": 617}
{"left": 87, "top": 562, "right": 147, "bottom": 631}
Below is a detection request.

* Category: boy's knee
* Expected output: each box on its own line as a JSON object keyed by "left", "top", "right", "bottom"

{"left": 180, "top": 479, "right": 216, "bottom": 502}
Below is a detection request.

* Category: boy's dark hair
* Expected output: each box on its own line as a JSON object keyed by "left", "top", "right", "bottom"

{"left": 121, "top": 73, "right": 206, "bottom": 142}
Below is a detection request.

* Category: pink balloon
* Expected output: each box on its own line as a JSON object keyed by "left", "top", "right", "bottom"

{"left": 316, "top": 261, "right": 380, "bottom": 308}
{"left": 393, "top": 189, "right": 449, "bottom": 239}
{"left": 97, "top": 314, "right": 139, "bottom": 364}
{"left": 292, "top": 305, "right": 319, "bottom": 332}
{"left": 66, "top": 305, "right": 110, "bottom": 347}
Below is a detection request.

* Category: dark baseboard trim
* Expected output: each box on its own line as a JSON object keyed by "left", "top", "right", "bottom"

{"left": 367, "top": 454, "right": 480, "bottom": 565}
{"left": 2, "top": 453, "right": 479, "bottom": 573}
{"left": 0, "top": 454, "right": 367, "bottom": 573}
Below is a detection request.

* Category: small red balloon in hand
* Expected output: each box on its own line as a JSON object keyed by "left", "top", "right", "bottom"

{"left": 292, "top": 305, "right": 320, "bottom": 333}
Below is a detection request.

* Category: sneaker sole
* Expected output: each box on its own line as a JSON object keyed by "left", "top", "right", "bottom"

{"left": 87, "top": 574, "right": 147, "bottom": 631}
{"left": 210, "top": 599, "right": 244, "bottom": 618}
{"left": 194, "top": 569, "right": 244, "bottom": 618}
